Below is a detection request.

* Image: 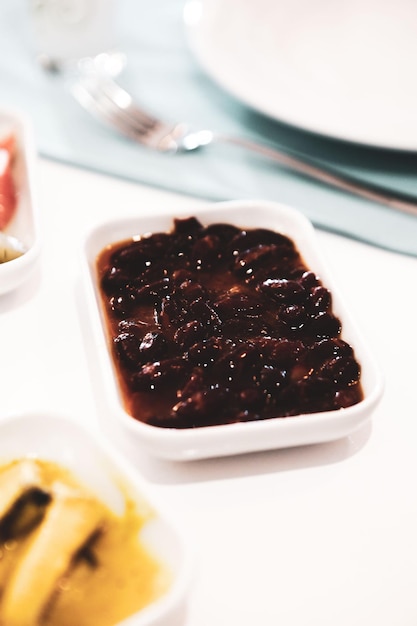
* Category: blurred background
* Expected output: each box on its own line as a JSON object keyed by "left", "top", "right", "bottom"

{"left": 2, "top": 0, "right": 417, "bottom": 255}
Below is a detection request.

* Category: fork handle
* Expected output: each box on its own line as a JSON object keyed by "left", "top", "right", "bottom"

{"left": 217, "top": 133, "right": 417, "bottom": 217}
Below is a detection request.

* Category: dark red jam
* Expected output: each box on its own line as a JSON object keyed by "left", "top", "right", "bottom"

{"left": 96, "top": 217, "right": 363, "bottom": 429}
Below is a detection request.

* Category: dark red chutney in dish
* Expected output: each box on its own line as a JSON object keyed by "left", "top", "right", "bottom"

{"left": 96, "top": 217, "right": 363, "bottom": 429}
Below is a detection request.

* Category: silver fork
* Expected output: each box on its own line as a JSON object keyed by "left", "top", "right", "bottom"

{"left": 71, "top": 70, "right": 417, "bottom": 217}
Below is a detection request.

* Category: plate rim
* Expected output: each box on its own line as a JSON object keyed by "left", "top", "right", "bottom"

{"left": 183, "top": 0, "right": 417, "bottom": 151}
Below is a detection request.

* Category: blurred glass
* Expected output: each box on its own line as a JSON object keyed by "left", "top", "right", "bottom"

{"left": 29, "top": 0, "right": 117, "bottom": 65}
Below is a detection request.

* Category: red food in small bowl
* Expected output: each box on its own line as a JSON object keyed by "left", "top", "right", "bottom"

{"left": 0, "top": 133, "right": 17, "bottom": 230}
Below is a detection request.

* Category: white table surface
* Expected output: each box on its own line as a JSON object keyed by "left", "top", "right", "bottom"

{"left": 1, "top": 157, "right": 417, "bottom": 626}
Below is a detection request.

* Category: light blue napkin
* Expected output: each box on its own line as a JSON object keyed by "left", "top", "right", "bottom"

{"left": 2, "top": 0, "right": 417, "bottom": 256}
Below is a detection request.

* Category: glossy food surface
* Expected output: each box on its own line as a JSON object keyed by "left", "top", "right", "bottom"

{"left": 0, "top": 457, "right": 170, "bottom": 626}
{"left": 97, "top": 217, "right": 363, "bottom": 429}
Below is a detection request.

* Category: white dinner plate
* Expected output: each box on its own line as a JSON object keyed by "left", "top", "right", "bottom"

{"left": 184, "top": 0, "right": 417, "bottom": 150}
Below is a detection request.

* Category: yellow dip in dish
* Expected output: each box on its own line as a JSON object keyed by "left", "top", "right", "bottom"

{"left": 0, "top": 458, "right": 171, "bottom": 626}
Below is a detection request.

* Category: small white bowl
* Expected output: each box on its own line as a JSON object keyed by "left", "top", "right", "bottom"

{"left": 0, "top": 108, "right": 41, "bottom": 295}
{"left": 82, "top": 200, "right": 383, "bottom": 461}
{"left": 0, "top": 411, "right": 192, "bottom": 626}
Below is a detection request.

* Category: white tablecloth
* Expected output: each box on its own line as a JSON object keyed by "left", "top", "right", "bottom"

{"left": 1, "top": 157, "right": 416, "bottom": 625}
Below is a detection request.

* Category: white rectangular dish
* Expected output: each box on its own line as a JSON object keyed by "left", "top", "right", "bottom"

{"left": 0, "top": 108, "right": 41, "bottom": 295}
{"left": 0, "top": 411, "right": 192, "bottom": 626}
{"left": 82, "top": 200, "right": 383, "bottom": 461}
